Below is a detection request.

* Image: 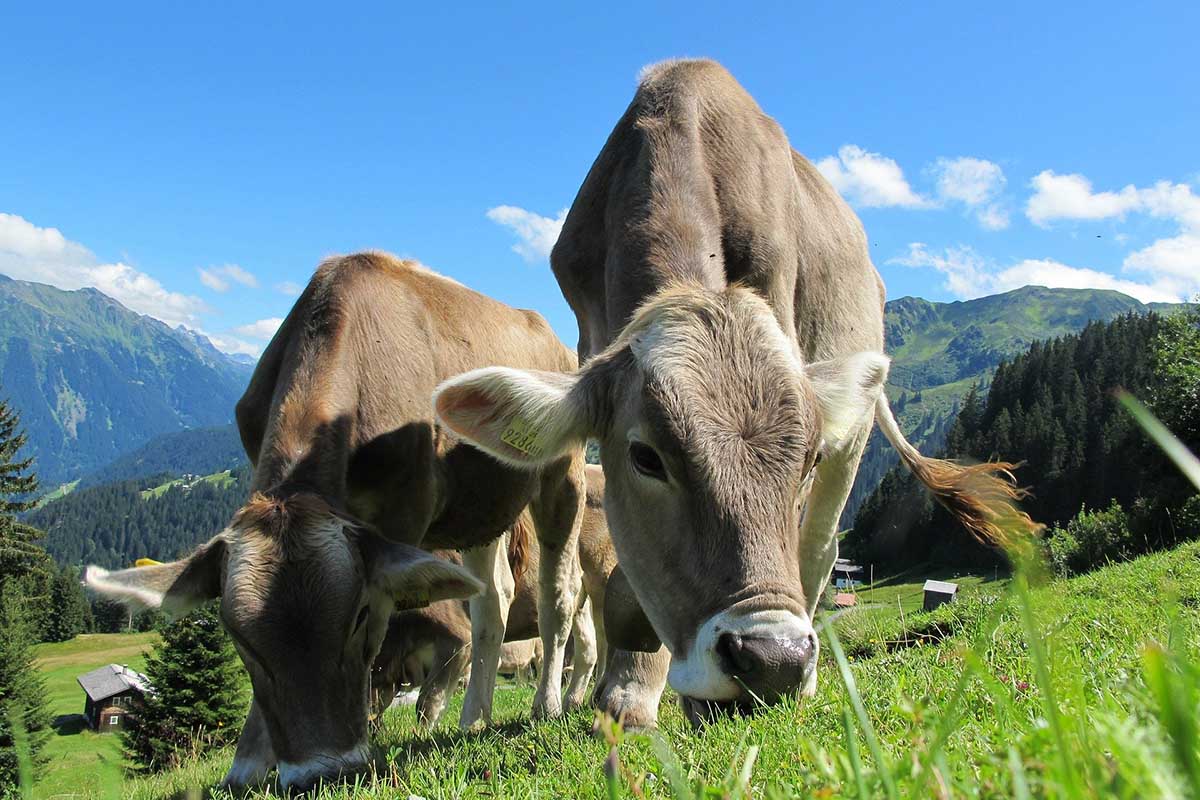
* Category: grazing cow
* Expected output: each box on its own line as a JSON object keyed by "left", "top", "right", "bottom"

{"left": 85, "top": 253, "right": 585, "bottom": 790}
{"left": 371, "top": 511, "right": 600, "bottom": 727}
{"left": 434, "top": 60, "right": 1035, "bottom": 726}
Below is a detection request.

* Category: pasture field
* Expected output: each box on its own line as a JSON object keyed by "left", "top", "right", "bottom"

{"left": 31, "top": 632, "right": 158, "bottom": 800}
{"left": 112, "top": 541, "right": 1200, "bottom": 799}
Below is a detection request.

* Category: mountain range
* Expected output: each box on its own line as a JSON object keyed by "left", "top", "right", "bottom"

{"left": 0, "top": 273, "right": 1187, "bottom": 531}
{"left": 0, "top": 273, "right": 253, "bottom": 484}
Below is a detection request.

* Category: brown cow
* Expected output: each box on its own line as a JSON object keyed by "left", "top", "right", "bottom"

{"left": 85, "top": 253, "right": 586, "bottom": 790}
{"left": 372, "top": 464, "right": 661, "bottom": 728}
{"left": 434, "top": 60, "right": 1034, "bottom": 726}
{"left": 371, "top": 511, "right": 599, "bottom": 727}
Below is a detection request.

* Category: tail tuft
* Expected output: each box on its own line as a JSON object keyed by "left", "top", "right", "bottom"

{"left": 875, "top": 395, "right": 1043, "bottom": 552}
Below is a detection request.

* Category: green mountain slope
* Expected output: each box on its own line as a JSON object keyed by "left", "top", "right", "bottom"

{"left": 0, "top": 274, "right": 253, "bottom": 484}
{"left": 75, "top": 424, "right": 247, "bottom": 489}
{"left": 842, "top": 285, "right": 1186, "bottom": 526}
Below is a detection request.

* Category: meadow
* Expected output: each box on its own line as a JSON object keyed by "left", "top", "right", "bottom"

{"left": 31, "top": 633, "right": 158, "bottom": 800}
{"left": 34, "top": 539, "right": 1200, "bottom": 799}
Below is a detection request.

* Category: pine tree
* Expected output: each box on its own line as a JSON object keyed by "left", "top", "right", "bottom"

{"left": 0, "top": 397, "right": 48, "bottom": 589}
{"left": 0, "top": 585, "right": 51, "bottom": 788}
{"left": 44, "top": 566, "right": 93, "bottom": 643}
{"left": 123, "top": 604, "right": 247, "bottom": 773}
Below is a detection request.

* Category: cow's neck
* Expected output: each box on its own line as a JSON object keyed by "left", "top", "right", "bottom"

{"left": 251, "top": 416, "right": 350, "bottom": 502}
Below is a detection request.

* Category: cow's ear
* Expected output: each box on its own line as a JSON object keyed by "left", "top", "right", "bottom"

{"left": 805, "top": 352, "right": 890, "bottom": 452}
{"left": 434, "top": 367, "right": 589, "bottom": 467}
{"left": 604, "top": 564, "right": 662, "bottom": 652}
{"left": 85, "top": 535, "right": 227, "bottom": 618}
{"left": 368, "top": 540, "right": 484, "bottom": 611}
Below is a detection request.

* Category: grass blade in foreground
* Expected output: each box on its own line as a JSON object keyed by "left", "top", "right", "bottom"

{"left": 1116, "top": 389, "right": 1200, "bottom": 490}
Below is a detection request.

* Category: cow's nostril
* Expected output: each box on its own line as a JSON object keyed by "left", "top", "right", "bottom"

{"left": 716, "top": 632, "right": 758, "bottom": 675}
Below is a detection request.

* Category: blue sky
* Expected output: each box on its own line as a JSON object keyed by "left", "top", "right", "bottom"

{"left": 1, "top": 1, "right": 1196, "bottom": 355}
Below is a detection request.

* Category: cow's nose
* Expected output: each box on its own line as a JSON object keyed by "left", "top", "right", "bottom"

{"left": 715, "top": 631, "right": 815, "bottom": 700}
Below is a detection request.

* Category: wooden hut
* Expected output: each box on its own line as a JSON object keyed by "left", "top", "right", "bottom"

{"left": 922, "top": 580, "right": 958, "bottom": 612}
{"left": 77, "top": 664, "right": 150, "bottom": 732}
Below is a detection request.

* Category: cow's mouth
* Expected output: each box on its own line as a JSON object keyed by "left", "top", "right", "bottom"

{"left": 678, "top": 694, "right": 762, "bottom": 727}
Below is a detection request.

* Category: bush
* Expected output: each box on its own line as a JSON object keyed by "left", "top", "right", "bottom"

{"left": 1045, "top": 500, "right": 1134, "bottom": 576}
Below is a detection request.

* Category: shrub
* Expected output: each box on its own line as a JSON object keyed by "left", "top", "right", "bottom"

{"left": 1045, "top": 500, "right": 1134, "bottom": 576}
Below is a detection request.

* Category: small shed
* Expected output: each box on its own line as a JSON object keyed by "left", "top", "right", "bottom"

{"left": 922, "top": 580, "right": 958, "bottom": 612}
{"left": 834, "top": 592, "right": 858, "bottom": 608}
{"left": 833, "top": 559, "right": 864, "bottom": 590}
{"left": 77, "top": 664, "right": 150, "bottom": 732}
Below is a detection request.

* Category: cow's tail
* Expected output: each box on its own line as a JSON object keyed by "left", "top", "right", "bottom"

{"left": 507, "top": 510, "right": 535, "bottom": 584}
{"left": 874, "top": 395, "right": 1041, "bottom": 550}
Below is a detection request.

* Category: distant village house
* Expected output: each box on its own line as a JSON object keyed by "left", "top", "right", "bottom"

{"left": 77, "top": 664, "right": 151, "bottom": 732}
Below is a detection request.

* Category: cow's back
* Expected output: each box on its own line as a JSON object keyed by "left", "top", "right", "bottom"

{"left": 236, "top": 251, "right": 576, "bottom": 547}
{"left": 550, "top": 59, "right": 884, "bottom": 362}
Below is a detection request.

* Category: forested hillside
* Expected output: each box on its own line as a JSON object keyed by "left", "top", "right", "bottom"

{"left": 0, "top": 274, "right": 252, "bottom": 484}
{"left": 76, "top": 424, "right": 246, "bottom": 489}
{"left": 28, "top": 465, "right": 252, "bottom": 569}
{"left": 848, "top": 308, "right": 1200, "bottom": 568}
{"left": 841, "top": 286, "right": 1187, "bottom": 525}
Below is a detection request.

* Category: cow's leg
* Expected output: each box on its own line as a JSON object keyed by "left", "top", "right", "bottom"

{"left": 222, "top": 698, "right": 276, "bottom": 788}
{"left": 529, "top": 454, "right": 585, "bottom": 719}
{"left": 592, "top": 646, "right": 670, "bottom": 730}
{"left": 418, "top": 637, "right": 470, "bottom": 729}
{"left": 565, "top": 595, "right": 598, "bottom": 710}
{"left": 459, "top": 538, "right": 513, "bottom": 730}
{"left": 797, "top": 423, "right": 871, "bottom": 696}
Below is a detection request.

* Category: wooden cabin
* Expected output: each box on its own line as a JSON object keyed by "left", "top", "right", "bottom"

{"left": 922, "top": 580, "right": 959, "bottom": 612}
{"left": 77, "top": 664, "right": 150, "bottom": 732}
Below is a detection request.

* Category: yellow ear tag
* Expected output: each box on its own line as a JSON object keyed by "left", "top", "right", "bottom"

{"left": 134, "top": 558, "right": 162, "bottom": 568}
{"left": 500, "top": 416, "right": 546, "bottom": 458}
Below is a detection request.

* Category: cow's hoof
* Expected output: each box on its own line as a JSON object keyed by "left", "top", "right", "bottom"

{"left": 531, "top": 700, "right": 564, "bottom": 721}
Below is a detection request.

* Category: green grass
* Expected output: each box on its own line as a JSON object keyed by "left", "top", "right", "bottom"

{"left": 35, "top": 479, "right": 79, "bottom": 507}
{"left": 32, "top": 632, "right": 158, "bottom": 800}
{"left": 139, "top": 469, "right": 235, "bottom": 500}
{"left": 108, "top": 541, "right": 1200, "bottom": 799}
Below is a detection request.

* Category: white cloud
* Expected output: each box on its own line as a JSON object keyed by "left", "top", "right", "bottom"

{"left": 1025, "top": 170, "right": 1200, "bottom": 299}
{"left": 929, "top": 157, "right": 1009, "bottom": 230}
{"left": 890, "top": 243, "right": 990, "bottom": 297}
{"left": 0, "top": 212, "right": 210, "bottom": 328}
{"left": 203, "top": 332, "right": 261, "bottom": 358}
{"left": 891, "top": 242, "right": 1183, "bottom": 304}
{"left": 486, "top": 205, "right": 567, "bottom": 263}
{"left": 816, "top": 145, "right": 932, "bottom": 209}
{"left": 197, "top": 263, "right": 257, "bottom": 292}
{"left": 198, "top": 267, "right": 229, "bottom": 292}
{"left": 1124, "top": 234, "right": 1200, "bottom": 283}
{"left": 992, "top": 259, "right": 1180, "bottom": 304}
{"left": 976, "top": 205, "right": 1010, "bottom": 231}
{"left": 276, "top": 280, "right": 303, "bottom": 296}
{"left": 931, "top": 157, "right": 1006, "bottom": 206}
{"left": 232, "top": 317, "right": 284, "bottom": 341}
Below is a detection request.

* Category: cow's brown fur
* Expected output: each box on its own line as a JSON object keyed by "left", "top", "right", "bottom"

{"left": 439, "top": 59, "right": 1036, "bottom": 724}
{"left": 89, "top": 253, "right": 586, "bottom": 788}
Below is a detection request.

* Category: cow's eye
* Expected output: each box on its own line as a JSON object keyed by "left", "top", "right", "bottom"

{"left": 629, "top": 442, "right": 666, "bottom": 481}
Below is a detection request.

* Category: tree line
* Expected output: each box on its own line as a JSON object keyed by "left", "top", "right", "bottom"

{"left": 847, "top": 308, "right": 1200, "bottom": 570}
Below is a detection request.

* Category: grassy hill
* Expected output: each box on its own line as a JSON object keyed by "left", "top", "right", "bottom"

{"left": 100, "top": 540, "right": 1200, "bottom": 799}
{"left": 0, "top": 273, "right": 253, "bottom": 484}
{"left": 32, "top": 633, "right": 158, "bottom": 800}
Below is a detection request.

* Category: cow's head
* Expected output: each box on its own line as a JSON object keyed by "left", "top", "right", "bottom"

{"left": 84, "top": 493, "right": 481, "bottom": 791}
{"left": 434, "top": 286, "right": 886, "bottom": 711}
